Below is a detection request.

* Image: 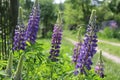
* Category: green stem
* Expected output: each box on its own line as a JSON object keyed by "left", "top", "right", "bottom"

{"left": 50, "top": 64, "right": 53, "bottom": 80}
{"left": 100, "top": 50, "right": 103, "bottom": 63}
{"left": 5, "top": 52, "right": 13, "bottom": 77}
{"left": 56, "top": 11, "right": 62, "bottom": 26}
{"left": 13, "top": 53, "right": 25, "bottom": 80}
{"left": 77, "top": 26, "right": 82, "bottom": 43}
{"left": 18, "top": 7, "right": 23, "bottom": 23}
{"left": 34, "top": 0, "right": 39, "bottom": 7}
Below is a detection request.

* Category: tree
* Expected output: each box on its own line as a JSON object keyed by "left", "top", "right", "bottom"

{"left": 0, "top": 0, "right": 19, "bottom": 59}
{"left": 40, "top": 0, "right": 57, "bottom": 38}
{"left": 64, "top": 0, "right": 93, "bottom": 30}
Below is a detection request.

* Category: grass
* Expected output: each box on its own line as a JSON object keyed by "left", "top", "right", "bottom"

{"left": 63, "top": 30, "right": 79, "bottom": 41}
{"left": 98, "top": 37, "right": 120, "bottom": 43}
{"left": 63, "top": 30, "right": 120, "bottom": 56}
{"left": 63, "top": 29, "right": 120, "bottom": 43}
{"left": 98, "top": 42, "right": 120, "bottom": 57}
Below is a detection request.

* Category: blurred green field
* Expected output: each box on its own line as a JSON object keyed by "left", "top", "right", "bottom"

{"left": 98, "top": 42, "right": 120, "bottom": 57}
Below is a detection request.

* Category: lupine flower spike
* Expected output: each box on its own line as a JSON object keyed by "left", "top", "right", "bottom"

{"left": 49, "top": 11, "right": 63, "bottom": 61}
{"left": 72, "top": 27, "right": 82, "bottom": 64}
{"left": 25, "top": 0, "right": 40, "bottom": 44}
{"left": 74, "top": 10, "right": 98, "bottom": 75}
{"left": 95, "top": 50, "right": 104, "bottom": 78}
{"left": 13, "top": 53, "right": 25, "bottom": 80}
{"left": 13, "top": 7, "right": 26, "bottom": 50}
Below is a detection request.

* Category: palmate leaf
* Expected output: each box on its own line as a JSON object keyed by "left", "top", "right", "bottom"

{"left": 0, "top": 60, "right": 7, "bottom": 70}
{"left": 0, "top": 73, "right": 12, "bottom": 80}
{"left": 0, "top": 71, "right": 8, "bottom": 76}
{"left": 0, "top": 60, "right": 7, "bottom": 66}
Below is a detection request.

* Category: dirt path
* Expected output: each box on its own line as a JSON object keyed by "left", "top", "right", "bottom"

{"left": 65, "top": 38, "right": 120, "bottom": 64}
{"left": 98, "top": 39, "right": 120, "bottom": 47}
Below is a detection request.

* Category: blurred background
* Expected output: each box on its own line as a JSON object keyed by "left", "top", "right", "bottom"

{"left": 0, "top": 0, "right": 120, "bottom": 79}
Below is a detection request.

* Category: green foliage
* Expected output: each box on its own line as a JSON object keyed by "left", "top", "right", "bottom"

{"left": 46, "top": 31, "right": 53, "bottom": 38}
{"left": 109, "top": 0, "right": 120, "bottom": 14}
{"left": 98, "top": 27, "right": 120, "bottom": 40}
{"left": 64, "top": 0, "right": 92, "bottom": 29}
{"left": 1, "top": 38, "right": 120, "bottom": 79}
{"left": 40, "top": 0, "right": 57, "bottom": 37}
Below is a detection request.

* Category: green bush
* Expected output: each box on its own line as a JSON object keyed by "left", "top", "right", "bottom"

{"left": 98, "top": 27, "right": 120, "bottom": 39}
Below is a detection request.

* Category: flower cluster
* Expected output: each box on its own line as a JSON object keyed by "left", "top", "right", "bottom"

{"left": 25, "top": 1, "right": 40, "bottom": 44}
{"left": 95, "top": 62, "right": 104, "bottom": 78}
{"left": 72, "top": 42, "right": 82, "bottom": 64}
{"left": 74, "top": 10, "right": 98, "bottom": 75}
{"left": 72, "top": 27, "right": 83, "bottom": 64}
{"left": 13, "top": 7, "right": 26, "bottom": 51}
{"left": 49, "top": 24, "right": 62, "bottom": 61}
{"left": 13, "top": 0, "right": 40, "bottom": 50}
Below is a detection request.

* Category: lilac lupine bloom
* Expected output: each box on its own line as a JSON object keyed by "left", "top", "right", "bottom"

{"left": 25, "top": 0, "right": 40, "bottom": 44}
{"left": 49, "top": 24, "right": 62, "bottom": 61}
{"left": 74, "top": 10, "right": 98, "bottom": 75}
{"left": 13, "top": 7, "right": 26, "bottom": 50}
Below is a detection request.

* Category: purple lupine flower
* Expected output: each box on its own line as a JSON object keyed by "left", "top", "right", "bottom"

{"left": 25, "top": 0, "right": 40, "bottom": 44}
{"left": 95, "top": 62, "right": 104, "bottom": 78}
{"left": 72, "top": 43, "right": 81, "bottom": 64}
{"left": 72, "top": 27, "right": 83, "bottom": 64}
{"left": 13, "top": 7, "right": 26, "bottom": 51}
{"left": 49, "top": 24, "right": 62, "bottom": 61}
{"left": 13, "top": 26, "right": 26, "bottom": 50}
{"left": 74, "top": 10, "right": 98, "bottom": 75}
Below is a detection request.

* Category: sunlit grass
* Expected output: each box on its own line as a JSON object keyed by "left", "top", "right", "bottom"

{"left": 98, "top": 42, "right": 120, "bottom": 57}
{"left": 93, "top": 53, "right": 120, "bottom": 80}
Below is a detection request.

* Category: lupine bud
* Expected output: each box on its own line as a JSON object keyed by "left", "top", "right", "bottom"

{"left": 95, "top": 51, "right": 104, "bottom": 78}
{"left": 13, "top": 7, "right": 26, "bottom": 50}
{"left": 75, "top": 10, "right": 98, "bottom": 75}
{"left": 25, "top": 0, "right": 40, "bottom": 44}
{"left": 13, "top": 53, "right": 25, "bottom": 80}
{"left": 49, "top": 11, "right": 62, "bottom": 61}
{"left": 5, "top": 52, "right": 13, "bottom": 77}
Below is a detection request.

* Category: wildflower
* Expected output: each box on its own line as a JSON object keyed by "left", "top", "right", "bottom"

{"left": 13, "top": 7, "right": 26, "bottom": 50}
{"left": 25, "top": 0, "right": 40, "bottom": 44}
{"left": 49, "top": 11, "right": 62, "bottom": 61}
{"left": 75, "top": 10, "right": 98, "bottom": 75}
{"left": 95, "top": 51, "right": 104, "bottom": 78}
{"left": 72, "top": 42, "right": 82, "bottom": 64}
{"left": 72, "top": 27, "right": 82, "bottom": 64}
{"left": 49, "top": 25, "right": 62, "bottom": 61}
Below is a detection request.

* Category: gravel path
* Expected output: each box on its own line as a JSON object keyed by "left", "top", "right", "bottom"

{"left": 65, "top": 38, "right": 120, "bottom": 64}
